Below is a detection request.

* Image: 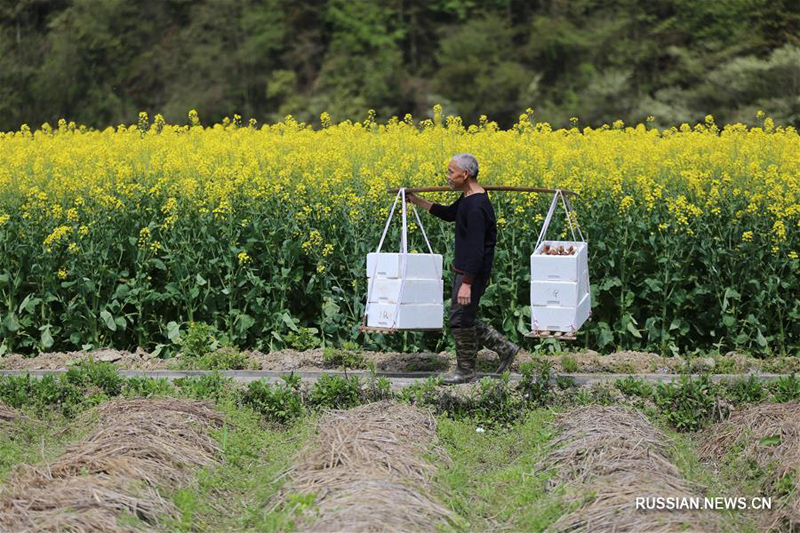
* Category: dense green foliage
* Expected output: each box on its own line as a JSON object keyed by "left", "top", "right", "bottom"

{"left": 1, "top": 0, "right": 798, "bottom": 131}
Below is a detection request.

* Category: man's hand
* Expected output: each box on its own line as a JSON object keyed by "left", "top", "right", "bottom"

{"left": 404, "top": 192, "right": 433, "bottom": 212}
{"left": 457, "top": 283, "right": 471, "bottom": 306}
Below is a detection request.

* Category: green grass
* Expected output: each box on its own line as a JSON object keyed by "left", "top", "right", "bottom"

{"left": 0, "top": 410, "right": 90, "bottom": 485}
{"left": 434, "top": 408, "right": 567, "bottom": 531}
{"left": 560, "top": 354, "right": 578, "bottom": 373}
{"left": 659, "top": 424, "right": 762, "bottom": 532}
{"left": 163, "top": 398, "right": 317, "bottom": 532}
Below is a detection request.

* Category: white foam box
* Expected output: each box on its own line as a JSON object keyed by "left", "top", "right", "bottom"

{"left": 367, "top": 278, "right": 443, "bottom": 304}
{"left": 366, "top": 303, "right": 443, "bottom": 329}
{"left": 531, "top": 268, "right": 590, "bottom": 307}
{"left": 531, "top": 292, "right": 591, "bottom": 333}
{"left": 530, "top": 241, "right": 589, "bottom": 282}
{"left": 366, "top": 253, "right": 443, "bottom": 280}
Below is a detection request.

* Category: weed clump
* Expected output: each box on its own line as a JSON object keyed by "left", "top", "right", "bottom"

{"left": 242, "top": 374, "right": 305, "bottom": 424}
{"left": 322, "top": 342, "right": 366, "bottom": 369}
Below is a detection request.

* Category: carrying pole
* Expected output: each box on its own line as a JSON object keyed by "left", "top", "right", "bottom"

{"left": 386, "top": 185, "right": 579, "bottom": 197}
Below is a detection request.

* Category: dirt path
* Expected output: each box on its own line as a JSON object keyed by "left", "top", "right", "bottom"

{"left": 1, "top": 346, "right": 777, "bottom": 375}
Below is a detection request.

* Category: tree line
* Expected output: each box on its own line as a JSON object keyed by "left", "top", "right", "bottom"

{"left": 1, "top": 0, "right": 798, "bottom": 131}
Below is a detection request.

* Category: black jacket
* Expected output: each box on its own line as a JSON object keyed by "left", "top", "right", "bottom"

{"left": 430, "top": 192, "right": 497, "bottom": 284}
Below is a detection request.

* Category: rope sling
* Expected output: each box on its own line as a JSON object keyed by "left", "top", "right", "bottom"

{"left": 361, "top": 188, "right": 442, "bottom": 333}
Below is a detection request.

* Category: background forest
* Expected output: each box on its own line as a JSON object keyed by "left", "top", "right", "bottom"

{"left": 0, "top": 0, "right": 799, "bottom": 131}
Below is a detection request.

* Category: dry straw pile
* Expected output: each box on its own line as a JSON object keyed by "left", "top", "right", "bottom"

{"left": 0, "top": 401, "right": 20, "bottom": 423}
{"left": 539, "top": 405, "right": 722, "bottom": 532}
{"left": 700, "top": 401, "right": 800, "bottom": 531}
{"left": 279, "top": 401, "right": 455, "bottom": 532}
{"left": 0, "top": 399, "right": 225, "bottom": 532}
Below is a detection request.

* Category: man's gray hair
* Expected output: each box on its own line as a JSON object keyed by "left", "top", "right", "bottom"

{"left": 452, "top": 153, "right": 479, "bottom": 180}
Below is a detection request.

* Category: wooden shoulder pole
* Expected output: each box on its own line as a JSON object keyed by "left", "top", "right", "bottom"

{"left": 386, "top": 185, "right": 579, "bottom": 197}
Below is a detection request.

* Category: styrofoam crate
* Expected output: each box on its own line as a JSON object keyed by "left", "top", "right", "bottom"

{"left": 366, "top": 303, "right": 443, "bottom": 329}
{"left": 531, "top": 292, "right": 591, "bottom": 333}
{"left": 367, "top": 278, "right": 443, "bottom": 304}
{"left": 531, "top": 267, "right": 589, "bottom": 307}
{"left": 530, "top": 241, "right": 589, "bottom": 282}
{"left": 366, "top": 253, "right": 443, "bottom": 279}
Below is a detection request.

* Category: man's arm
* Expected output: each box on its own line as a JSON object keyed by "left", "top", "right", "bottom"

{"left": 408, "top": 192, "right": 460, "bottom": 222}
{"left": 406, "top": 192, "right": 433, "bottom": 212}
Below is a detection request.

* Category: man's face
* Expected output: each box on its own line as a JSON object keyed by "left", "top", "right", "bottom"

{"left": 447, "top": 160, "right": 469, "bottom": 189}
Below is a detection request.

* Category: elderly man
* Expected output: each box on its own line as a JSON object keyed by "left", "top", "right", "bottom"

{"left": 406, "top": 153, "right": 520, "bottom": 384}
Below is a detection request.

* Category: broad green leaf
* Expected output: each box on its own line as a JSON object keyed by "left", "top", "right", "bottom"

{"left": 100, "top": 310, "right": 117, "bottom": 332}
{"left": 600, "top": 277, "right": 622, "bottom": 291}
{"left": 281, "top": 313, "right": 299, "bottom": 332}
{"left": 724, "top": 287, "right": 741, "bottom": 300}
{"left": 167, "top": 321, "right": 181, "bottom": 343}
{"left": 756, "top": 329, "right": 767, "bottom": 348}
{"left": 114, "top": 284, "right": 130, "bottom": 299}
{"left": 644, "top": 278, "right": 663, "bottom": 292}
{"left": 236, "top": 313, "right": 255, "bottom": 332}
{"left": 759, "top": 435, "right": 780, "bottom": 447}
{"left": 626, "top": 321, "right": 642, "bottom": 338}
{"left": 4, "top": 312, "right": 20, "bottom": 332}
{"left": 40, "top": 326, "right": 54, "bottom": 349}
{"left": 322, "top": 298, "right": 340, "bottom": 318}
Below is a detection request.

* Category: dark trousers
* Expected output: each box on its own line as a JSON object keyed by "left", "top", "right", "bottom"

{"left": 449, "top": 273, "right": 518, "bottom": 359}
{"left": 449, "top": 273, "right": 487, "bottom": 329}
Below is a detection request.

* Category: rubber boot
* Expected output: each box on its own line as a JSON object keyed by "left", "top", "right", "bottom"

{"left": 475, "top": 320, "right": 520, "bottom": 374}
{"left": 441, "top": 326, "right": 478, "bottom": 385}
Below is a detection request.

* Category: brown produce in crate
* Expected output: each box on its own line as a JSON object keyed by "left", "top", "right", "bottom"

{"left": 540, "top": 244, "right": 576, "bottom": 256}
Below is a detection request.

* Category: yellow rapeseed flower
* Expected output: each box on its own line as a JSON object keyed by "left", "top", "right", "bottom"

{"left": 771, "top": 219, "right": 787, "bottom": 242}
{"left": 619, "top": 195, "right": 635, "bottom": 213}
{"left": 43, "top": 225, "right": 72, "bottom": 252}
